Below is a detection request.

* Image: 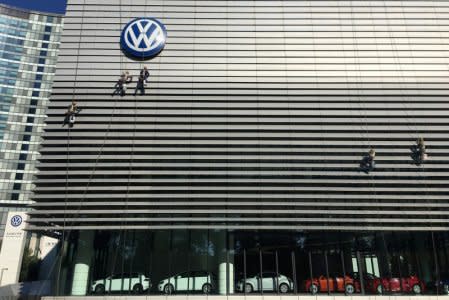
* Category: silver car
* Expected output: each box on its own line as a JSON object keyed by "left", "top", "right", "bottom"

{"left": 237, "top": 272, "right": 293, "bottom": 293}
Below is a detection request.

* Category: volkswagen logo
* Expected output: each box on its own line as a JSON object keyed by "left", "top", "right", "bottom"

{"left": 120, "top": 18, "right": 167, "bottom": 59}
{"left": 11, "top": 215, "right": 22, "bottom": 227}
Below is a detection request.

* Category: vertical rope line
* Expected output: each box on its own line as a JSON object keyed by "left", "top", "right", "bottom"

{"left": 107, "top": 0, "right": 126, "bottom": 292}
{"left": 57, "top": 0, "right": 86, "bottom": 294}
{"left": 339, "top": 3, "right": 356, "bottom": 174}
{"left": 224, "top": 0, "right": 229, "bottom": 226}
{"left": 280, "top": 0, "right": 294, "bottom": 226}
{"left": 339, "top": 0, "right": 356, "bottom": 222}
{"left": 350, "top": 0, "right": 370, "bottom": 148}
{"left": 373, "top": 3, "right": 394, "bottom": 154}
{"left": 387, "top": 0, "right": 434, "bottom": 233}
{"left": 309, "top": 0, "right": 329, "bottom": 212}
{"left": 366, "top": 1, "right": 381, "bottom": 231}
{"left": 398, "top": 0, "right": 421, "bottom": 138}
{"left": 146, "top": 0, "right": 156, "bottom": 295}
{"left": 188, "top": 0, "right": 196, "bottom": 230}
{"left": 382, "top": 0, "right": 418, "bottom": 139}
{"left": 121, "top": 0, "right": 149, "bottom": 292}
{"left": 351, "top": 0, "right": 380, "bottom": 215}
{"left": 422, "top": 0, "right": 443, "bottom": 212}
{"left": 308, "top": 0, "right": 328, "bottom": 226}
{"left": 349, "top": 1, "right": 372, "bottom": 185}
{"left": 398, "top": 0, "right": 429, "bottom": 223}
{"left": 421, "top": 0, "right": 446, "bottom": 233}
{"left": 61, "top": 0, "right": 123, "bottom": 240}
{"left": 350, "top": 1, "right": 381, "bottom": 235}
{"left": 156, "top": 0, "right": 164, "bottom": 184}
{"left": 157, "top": 0, "right": 164, "bottom": 229}
{"left": 183, "top": 0, "right": 195, "bottom": 291}
{"left": 253, "top": 0, "right": 261, "bottom": 235}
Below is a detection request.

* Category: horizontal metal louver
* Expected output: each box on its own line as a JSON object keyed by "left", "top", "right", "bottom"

{"left": 30, "top": 0, "right": 449, "bottom": 231}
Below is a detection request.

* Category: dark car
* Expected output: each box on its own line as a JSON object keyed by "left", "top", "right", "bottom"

{"left": 436, "top": 279, "right": 449, "bottom": 294}
{"left": 426, "top": 273, "right": 449, "bottom": 295}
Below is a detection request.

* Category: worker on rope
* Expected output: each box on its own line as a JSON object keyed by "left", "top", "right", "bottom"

{"left": 134, "top": 72, "right": 146, "bottom": 96}
{"left": 112, "top": 71, "right": 132, "bottom": 96}
{"left": 361, "top": 148, "right": 376, "bottom": 173}
{"left": 63, "top": 100, "right": 81, "bottom": 127}
{"left": 134, "top": 66, "right": 150, "bottom": 96}
{"left": 141, "top": 66, "right": 150, "bottom": 85}
{"left": 412, "top": 137, "right": 428, "bottom": 164}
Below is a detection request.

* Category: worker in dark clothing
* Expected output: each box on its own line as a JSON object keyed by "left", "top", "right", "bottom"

{"left": 133, "top": 66, "right": 150, "bottom": 96}
{"left": 416, "top": 137, "right": 427, "bottom": 161}
{"left": 361, "top": 148, "right": 376, "bottom": 173}
{"left": 412, "top": 137, "right": 428, "bottom": 165}
{"left": 134, "top": 73, "right": 145, "bottom": 96}
{"left": 112, "top": 72, "right": 132, "bottom": 96}
{"left": 63, "top": 100, "right": 81, "bottom": 127}
{"left": 141, "top": 66, "right": 149, "bottom": 85}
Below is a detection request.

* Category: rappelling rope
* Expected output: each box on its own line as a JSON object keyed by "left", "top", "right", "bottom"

{"left": 253, "top": 0, "right": 262, "bottom": 241}
{"left": 59, "top": 0, "right": 127, "bottom": 292}
{"left": 56, "top": 0, "right": 86, "bottom": 293}
{"left": 339, "top": 2, "right": 359, "bottom": 168}
{"left": 118, "top": 0, "right": 147, "bottom": 291}
{"left": 420, "top": 2, "right": 449, "bottom": 290}
{"left": 61, "top": 0, "right": 125, "bottom": 234}
{"left": 350, "top": 1, "right": 371, "bottom": 150}
{"left": 349, "top": 1, "right": 378, "bottom": 193}
{"left": 189, "top": 0, "right": 195, "bottom": 229}
{"left": 382, "top": 0, "right": 419, "bottom": 140}
{"left": 390, "top": 0, "right": 435, "bottom": 236}
{"left": 281, "top": 0, "right": 296, "bottom": 234}
{"left": 308, "top": 0, "right": 332, "bottom": 231}
{"left": 104, "top": 0, "right": 130, "bottom": 291}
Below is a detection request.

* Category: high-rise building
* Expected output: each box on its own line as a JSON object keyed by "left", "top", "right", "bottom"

{"left": 0, "top": 3, "right": 63, "bottom": 245}
{"left": 30, "top": 0, "right": 449, "bottom": 298}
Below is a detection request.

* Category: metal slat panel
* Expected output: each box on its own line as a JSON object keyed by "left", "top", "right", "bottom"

{"left": 31, "top": 0, "right": 449, "bottom": 230}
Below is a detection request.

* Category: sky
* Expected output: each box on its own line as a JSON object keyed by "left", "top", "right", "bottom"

{"left": 0, "top": 0, "right": 67, "bottom": 15}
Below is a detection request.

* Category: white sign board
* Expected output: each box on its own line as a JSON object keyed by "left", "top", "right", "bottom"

{"left": 0, "top": 212, "right": 28, "bottom": 286}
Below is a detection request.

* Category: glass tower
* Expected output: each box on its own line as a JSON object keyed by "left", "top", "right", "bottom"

{"left": 0, "top": 4, "right": 63, "bottom": 243}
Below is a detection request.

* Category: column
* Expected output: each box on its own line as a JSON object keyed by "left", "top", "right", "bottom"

{"left": 71, "top": 231, "right": 94, "bottom": 296}
{"left": 217, "top": 231, "right": 234, "bottom": 294}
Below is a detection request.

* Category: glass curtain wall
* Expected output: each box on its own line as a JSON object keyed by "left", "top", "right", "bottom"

{"left": 56, "top": 230, "right": 448, "bottom": 296}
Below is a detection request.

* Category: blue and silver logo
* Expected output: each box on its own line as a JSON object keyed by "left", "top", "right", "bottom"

{"left": 120, "top": 18, "right": 167, "bottom": 59}
{"left": 11, "top": 215, "right": 22, "bottom": 227}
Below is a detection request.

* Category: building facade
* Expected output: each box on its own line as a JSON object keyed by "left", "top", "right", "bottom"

{"left": 0, "top": 4, "right": 63, "bottom": 245}
{"left": 30, "top": 0, "right": 449, "bottom": 297}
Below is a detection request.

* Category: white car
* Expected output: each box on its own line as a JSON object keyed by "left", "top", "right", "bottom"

{"left": 91, "top": 272, "right": 151, "bottom": 294}
{"left": 236, "top": 272, "right": 293, "bottom": 293}
{"left": 158, "top": 271, "right": 215, "bottom": 294}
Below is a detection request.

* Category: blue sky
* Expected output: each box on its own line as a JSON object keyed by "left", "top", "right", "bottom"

{"left": 0, "top": 0, "right": 67, "bottom": 15}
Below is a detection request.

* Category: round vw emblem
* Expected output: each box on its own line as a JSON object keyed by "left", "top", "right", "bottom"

{"left": 11, "top": 215, "right": 22, "bottom": 227}
{"left": 120, "top": 18, "right": 167, "bottom": 59}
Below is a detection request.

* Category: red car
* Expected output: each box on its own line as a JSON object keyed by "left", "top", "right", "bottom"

{"left": 353, "top": 272, "right": 425, "bottom": 294}
{"left": 304, "top": 275, "right": 360, "bottom": 294}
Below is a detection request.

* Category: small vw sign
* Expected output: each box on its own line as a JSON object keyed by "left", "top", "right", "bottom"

{"left": 120, "top": 17, "right": 167, "bottom": 59}
{"left": 10, "top": 215, "right": 22, "bottom": 227}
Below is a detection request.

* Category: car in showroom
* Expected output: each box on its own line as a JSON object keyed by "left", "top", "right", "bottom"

{"left": 352, "top": 272, "right": 425, "bottom": 294}
{"left": 433, "top": 276, "right": 449, "bottom": 295}
{"left": 424, "top": 272, "right": 449, "bottom": 295}
{"left": 236, "top": 272, "right": 294, "bottom": 293}
{"left": 158, "top": 271, "right": 215, "bottom": 294}
{"left": 304, "top": 274, "right": 359, "bottom": 294}
{"left": 91, "top": 272, "right": 151, "bottom": 294}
